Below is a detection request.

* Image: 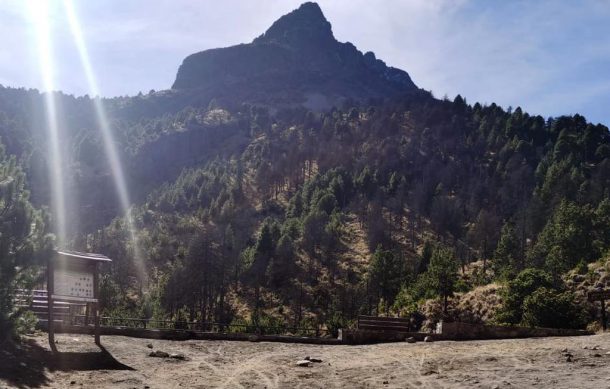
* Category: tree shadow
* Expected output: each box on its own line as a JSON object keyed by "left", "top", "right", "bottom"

{"left": 0, "top": 339, "right": 51, "bottom": 388}
{"left": 48, "top": 344, "right": 134, "bottom": 372}
{"left": 0, "top": 339, "right": 133, "bottom": 388}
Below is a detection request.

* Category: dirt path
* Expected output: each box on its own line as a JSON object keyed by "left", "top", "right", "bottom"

{"left": 1, "top": 332, "right": 609, "bottom": 388}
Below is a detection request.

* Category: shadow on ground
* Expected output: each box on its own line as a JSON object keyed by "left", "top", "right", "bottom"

{"left": 0, "top": 338, "right": 133, "bottom": 388}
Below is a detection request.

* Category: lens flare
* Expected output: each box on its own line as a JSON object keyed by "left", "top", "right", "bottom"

{"left": 29, "top": 0, "right": 67, "bottom": 247}
{"left": 63, "top": 0, "right": 145, "bottom": 283}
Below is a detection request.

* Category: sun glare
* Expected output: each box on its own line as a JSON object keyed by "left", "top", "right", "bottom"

{"left": 28, "top": 0, "right": 67, "bottom": 247}
{"left": 27, "top": 0, "right": 143, "bottom": 280}
{"left": 63, "top": 0, "right": 146, "bottom": 284}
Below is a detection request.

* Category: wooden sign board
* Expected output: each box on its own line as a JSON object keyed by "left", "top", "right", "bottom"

{"left": 54, "top": 268, "right": 95, "bottom": 300}
{"left": 48, "top": 250, "right": 112, "bottom": 350}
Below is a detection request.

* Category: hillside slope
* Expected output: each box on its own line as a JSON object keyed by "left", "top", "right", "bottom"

{"left": 0, "top": 2, "right": 608, "bottom": 330}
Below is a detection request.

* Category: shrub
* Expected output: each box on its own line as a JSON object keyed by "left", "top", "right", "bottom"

{"left": 392, "top": 286, "right": 419, "bottom": 316}
{"left": 14, "top": 311, "right": 38, "bottom": 336}
{"left": 324, "top": 312, "right": 347, "bottom": 337}
{"left": 521, "top": 287, "right": 586, "bottom": 329}
{"left": 495, "top": 268, "right": 554, "bottom": 325}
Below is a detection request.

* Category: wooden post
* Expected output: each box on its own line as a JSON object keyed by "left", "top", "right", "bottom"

{"left": 47, "top": 257, "right": 57, "bottom": 353}
{"left": 84, "top": 303, "right": 90, "bottom": 326}
{"left": 93, "top": 263, "right": 100, "bottom": 345}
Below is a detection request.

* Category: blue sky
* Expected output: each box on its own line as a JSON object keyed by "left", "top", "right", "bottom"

{"left": 2, "top": 0, "right": 610, "bottom": 126}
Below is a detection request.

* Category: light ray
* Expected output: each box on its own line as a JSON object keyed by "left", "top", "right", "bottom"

{"left": 29, "top": 0, "right": 67, "bottom": 247}
{"left": 63, "top": 0, "right": 145, "bottom": 283}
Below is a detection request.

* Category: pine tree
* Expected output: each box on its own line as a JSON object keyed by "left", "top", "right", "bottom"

{"left": 528, "top": 200, "right": 595, "bottom": 274}
{"left": 0, "top": 145, "right": 52, "bottom": 339}
{"left": 368, "top": 246, "right": 405, "bottom": 314}
{"left": 493, "top": 222, "right": 520, "bottom": 279}
{"left": 593, "top": 198, "right": 610, "bottom": 253}
{"left": 428, "top": 246, "right": 458, "bottom": 314}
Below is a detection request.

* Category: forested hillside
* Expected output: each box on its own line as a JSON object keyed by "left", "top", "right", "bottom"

{"left": 1, "top": 2, "right": 609, "bottom": 338}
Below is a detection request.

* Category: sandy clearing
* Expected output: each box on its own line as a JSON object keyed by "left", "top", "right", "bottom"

{"left": 2, "top": 332, "right": 609, "bottom": 388}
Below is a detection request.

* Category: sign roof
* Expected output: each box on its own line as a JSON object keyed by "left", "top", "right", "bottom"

{"left": 56, "top": 250, "right": 112, "bottom": 263}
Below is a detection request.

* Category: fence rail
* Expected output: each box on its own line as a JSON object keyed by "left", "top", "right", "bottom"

{"left": 43, "top": 314, "right": 329, "bottom": 337}
{"left": 357, "top": 315, "right": 412, "bottom": 332}
{"left": 94, "top": 316, "right": 327, "bottom": 337}
{"left": 16, "top": 289, "right": 330, "bottom": 338}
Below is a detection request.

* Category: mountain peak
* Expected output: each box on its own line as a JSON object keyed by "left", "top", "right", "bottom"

{"left": 253, "top": 2, "right": 335, "bottom": 48}
{"left": 171, "top": 2, "right": 419, "bottom": 107}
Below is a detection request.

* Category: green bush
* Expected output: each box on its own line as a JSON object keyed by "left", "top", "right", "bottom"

{"left": 229, "top": 312, "right": 289, "bottom": 334}
{"left": 227, "top": 317, "right": 250, "bottom": 333}
{"left": 521, "top": 287, "right": 586, "bottom": 329}
{"left": 255, "top": 313, "right": 287, "bottom": 334}
{"left": 14, "top": 310, "right": 38, "bottom": 336}
{"left": 496, "top": 268, "right": 554, "bottom": 325}
{"left": 496, "top": 268, "right": 588, "bottom": 329}
{"left": 454, "top": 278, "right": 472, "bottom": 293}
{"left": 391, "top": 286, "right": 419, "bottom": 316}
{"left": 324, "top": 312, "right": 346, "bottom": 337}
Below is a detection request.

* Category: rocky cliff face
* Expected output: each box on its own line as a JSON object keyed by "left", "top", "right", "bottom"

{"left": 172, "top": 2, "right": 419, "bottom": 109}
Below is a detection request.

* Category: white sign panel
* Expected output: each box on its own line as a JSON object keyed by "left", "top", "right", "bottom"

{"left": 54, "top": 269, "right": 94, "bottom": 299}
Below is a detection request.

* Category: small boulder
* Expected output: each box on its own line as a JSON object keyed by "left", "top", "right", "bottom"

{"left": 296, "top": 360, "right": 311, "bottom": 367}
{"left": 405, "top": 337, "right": 416, "bottom": 343}
{"left": 147, "top": 343, "right": 153, "bottom": 349}
{"left": 424, "top": 336, "right": 433, "bottom": 343}
{"left": 170, "top": 353, "right": 186, "bottom": 360}
{"left": 148, "top": 350, "right": 169, "bottom": 358}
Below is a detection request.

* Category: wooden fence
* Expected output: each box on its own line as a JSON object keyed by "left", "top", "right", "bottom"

{"left": 357, "top": 315, "right": 412, "bottom": 332}
{"left": 15, "top": 289, "right": 329, "bottom": 338}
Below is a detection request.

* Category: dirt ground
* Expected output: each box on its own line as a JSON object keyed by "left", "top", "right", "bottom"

{"left": 1, "top": 332, "right": 609, "bottom": 388}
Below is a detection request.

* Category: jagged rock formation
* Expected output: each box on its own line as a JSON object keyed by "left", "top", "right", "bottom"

{"left": 172, "top": 2, "right": 419, "bottom": 109}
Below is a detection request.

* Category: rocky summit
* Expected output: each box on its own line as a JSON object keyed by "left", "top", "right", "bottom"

{"left": 172, "top": 2, "right": 419, "bottom": 109}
